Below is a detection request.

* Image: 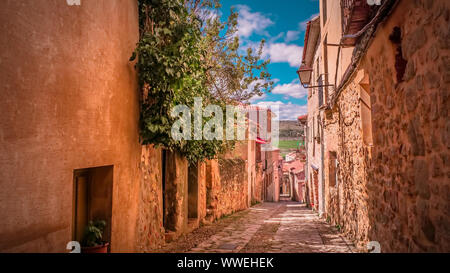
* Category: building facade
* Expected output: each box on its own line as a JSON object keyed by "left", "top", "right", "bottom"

{"left": 301, "top": 0, "right": 450, "bottom": 252}
{"left": 303, "top": 15, "right": 324, "bottom": 213}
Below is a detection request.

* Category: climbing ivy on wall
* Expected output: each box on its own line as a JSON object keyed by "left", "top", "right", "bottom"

{"left": 131, "top": 0, "right": 228, "bottom": 164}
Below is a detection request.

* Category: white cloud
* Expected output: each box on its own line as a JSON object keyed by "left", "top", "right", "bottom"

{"left": 236, "top": 5, "right": 274, "bottom": 38}
{"left": 269, "top": 32, "right": 285, "bottom": 43}
{"left": 272, "top": 81, "right": 307, "bottom": 99}
{"left": 268, "top": 13, "right": 319, "bottom": 46}
{"left": 264, "top": 43, "right": 303, "bottom": 67}
{"left": 285, "top": 30, "right": 301, "bottom": 43}
{"left": 252, "top": 101, "right": 307, "bottom": 120}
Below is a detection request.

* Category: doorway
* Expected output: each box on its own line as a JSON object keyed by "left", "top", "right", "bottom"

{"left": 72, "top": 166, "right": 113, "bottom": 248}
{"left": 162, "top": 149, "right": 167, "bottom": 229}
{"left": 313, "top": 170, "right": 319, "bottom": 211}
{"left": 188, "top": 163, "right": 199, "bottom": 222}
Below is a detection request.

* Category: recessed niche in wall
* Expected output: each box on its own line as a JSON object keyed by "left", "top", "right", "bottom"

{"left": 72, "top": 165, "right": 113, "bottom": 248}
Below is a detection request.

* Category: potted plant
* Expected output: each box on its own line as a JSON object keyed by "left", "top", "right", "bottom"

{"left": 81, "top": 220, "right": 109, "bottom": 253}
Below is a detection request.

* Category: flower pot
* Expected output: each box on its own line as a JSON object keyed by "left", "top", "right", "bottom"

{"left": 81, "top": 243, "right": 109, "bottom": 253}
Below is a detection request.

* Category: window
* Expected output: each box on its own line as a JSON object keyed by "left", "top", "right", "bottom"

{"left": 315, "top": 58, "right": 320, "bottom": 96}
{"left": 316, "top": 59, "right": 320, "bottom": 81}
{"left": 188, "top": 163, "right": 199, "bottom": 220}
{"left": 318, "top": 74, "right": 324, "bottom": 107}
{"left": 312, "top": 117, "right": 316, "bottom": 156}
{"left": 322, "top": 0, "right": 328, "bottom": 26}
{"left": 316, "top": 116, "right": 321, "bottom": 143}
{"left": 328, "top": 152, "right": 337, "bottom": 187}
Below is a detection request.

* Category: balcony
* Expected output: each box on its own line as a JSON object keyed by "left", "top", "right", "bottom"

{"left": 341, "top": 0, "right": 377, "bottom": 45}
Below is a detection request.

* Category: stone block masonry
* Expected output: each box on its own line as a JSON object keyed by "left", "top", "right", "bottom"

{"left": 217, "top": 158, "right": 248, "bottom": 217}
{"left": 136, "top": 146, "right": 165, "bottom": 252}
{"left": 323, "top": 0, "right": 450, "bottom": 252}
{"left": 365, "top": 0, "right": 450, "bottom": 252}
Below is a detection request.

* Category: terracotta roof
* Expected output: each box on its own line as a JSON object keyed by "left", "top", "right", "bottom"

{"left": 297, "top": 114, "right": 307, "bottom": 120}
{"left": 256, "top": 137, "right": 268, "bottom": 144}
{"left": 301, "top": 16, "right": 320, "bottom": 68}
{"left": 301, "top": 21, "right": 311, "bottom": 65}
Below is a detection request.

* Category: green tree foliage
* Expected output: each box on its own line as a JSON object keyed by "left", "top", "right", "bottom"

{"left": 188, "top": 0, "right": 274, "bottom": 103}
{"left": 131, "top": 0, "right": 273, "bottom": 163}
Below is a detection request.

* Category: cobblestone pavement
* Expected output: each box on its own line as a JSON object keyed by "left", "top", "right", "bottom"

{"left": 184, "top": 202, "right": 356, "bottom": 253}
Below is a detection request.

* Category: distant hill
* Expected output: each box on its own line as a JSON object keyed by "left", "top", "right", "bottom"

{"left": 278, "top": 120, "right": 304, "bottom": 140}
{"left": 276, "top": 120, "right": 305, "bottom": 158}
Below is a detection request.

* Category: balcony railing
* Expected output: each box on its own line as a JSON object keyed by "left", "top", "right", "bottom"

{"left": 341, "top": 0, "right": 375, "bottom": 45}
{"left": 341, "top": 0, "right": 356, "bottom": 34}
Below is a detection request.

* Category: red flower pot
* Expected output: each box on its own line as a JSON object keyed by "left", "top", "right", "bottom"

{"left": 81, "top": 243, "right": 109, "bottom": 253}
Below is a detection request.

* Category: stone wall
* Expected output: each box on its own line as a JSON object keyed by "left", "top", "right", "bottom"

{"left": 197, "top": 162, "right": 207, "bottom": 224}
{"left": 136, "top": 146, "right": 165, "bottom": 252}
{"left": 164, "top": 151, "right": 188, "bottom": 237}
{"left": 325, "top": 79, "right": 370, "bottom": 248}
{"left": 204, "top": 158, "right": 248, "bottom": 221}
{"left": 253, "top": 162, "right": 263, "bottom": 204}
{"left": 217, "top": 158, "right": 248, "bottom": 217}
{"left": 205, "top": 159, "right": 220, "bottom": 222}
{"left": 323, "top": 110, "right": 340, "bottom": 224}
{"left": 364, "top": 0, "right": 450, "bottom": 252}
{"left": 324, "top": 0, "right": 449, "bottom": 252}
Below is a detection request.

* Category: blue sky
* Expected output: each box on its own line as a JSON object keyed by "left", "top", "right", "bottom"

{"left": 219, "top": 0, "right": 319, "bottom": 119}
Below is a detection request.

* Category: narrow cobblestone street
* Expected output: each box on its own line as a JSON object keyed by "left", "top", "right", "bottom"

{"left": 159, "top": 203, "right": 356, "bottom": 253}
{"left": 2, "top": 0, "right": 448, "bottom": 255}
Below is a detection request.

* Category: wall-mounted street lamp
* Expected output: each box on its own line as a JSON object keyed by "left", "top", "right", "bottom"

{"left": 297, "top": 64, "right": 335, "bottom": 90}
{"left": 297, "top": 65, "right": 313, "bottom": 87}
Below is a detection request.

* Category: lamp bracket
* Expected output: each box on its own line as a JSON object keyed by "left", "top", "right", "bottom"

{"left": 302, "top": 84, "right": 335, "bottom": 89}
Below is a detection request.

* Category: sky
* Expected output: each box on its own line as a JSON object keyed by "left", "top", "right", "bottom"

{"left": 219, "top": 0, "right": 319, "bottom": 120}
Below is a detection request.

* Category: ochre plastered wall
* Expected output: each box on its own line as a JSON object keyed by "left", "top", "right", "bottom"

{"left": 0, "top": 0, "right": 141, "bottom": 252}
